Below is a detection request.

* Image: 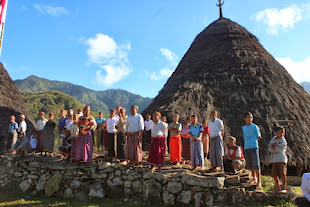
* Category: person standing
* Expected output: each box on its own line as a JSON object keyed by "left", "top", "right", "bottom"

{"left": 125, "top": 105, "right": 144, "bottom": 167}
{"left": 168, "top": 114, "right": 182, "bottom": 165}
{"left": 7, "top": 115, "right": 18, "bottom": 152}
{"left": 58, "top": 110, "right": 68, "bottom": 149}
{"left": 18, "top": 114, "right": 27, "bottom": 133}
{"left": 161, "top": 116, "right": 169, "bottom": 154}
{"left": 208, "top": 111, "right": 224, "bottom": 171}
{"left": 143, "top": 114, "right": 153, "bottom": 151}
{"left": 188, "top": 114, "right": 204, "bottom": 170}
{"left": 268, "top": 126, "right": 287, "bottom": 193}
{"left": 106, "top": 109, "right": 118, "bottom": 160}
{"left": 148, "top": 112, "right": 167, "bottom": 171}
{"left": 43, "top": 112, "right": 56, "bottom": 155}
{"left": 243, "top": 112, "right": 262, "bottom": 190}
{"left": 36, "top": 111, "right": 48, "bottom": 153}
{"left": 181, "top": 123, "right": 191, "bottom": 163}
{"left": 202, "top": 120, "right": 210, "bottom": 159}
{"left": 116, "top": 108, "right": 127, "bottom": 161}
{"left": 75, "top": 105, "right": 97, "bottom": 162}
{"left": 95, "top": 112, "right": 106, "bottom": 154}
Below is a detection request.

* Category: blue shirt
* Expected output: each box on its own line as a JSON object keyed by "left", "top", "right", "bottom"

{"left": 95, "top": 118, "right": 105, "bottom": 124}
{"left": 242, "top": 123, "right": 261, "bottom": 150}
{"left": 58, "top": 117, "right": 68, "bottom": 130}
{"left": 188, "top": 123, "right": 203, "bottom": 138}
{"left": 8, "top": 121, "right": 18, "bottom": 133}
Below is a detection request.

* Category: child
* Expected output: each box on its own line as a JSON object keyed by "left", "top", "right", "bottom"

{"left": 29, "top": 130, "right": 38, "bottom": 155}
{"left": 106, "top": 109, "right": 118, "bottom": 160}
{"left": 11, "top": 132, "right": 30, "bottom": 156}
{"left": 202, "top": 120, "right": 210, "bottom": 159}
{"left": 95, "top": 112, "right": 106, "bottom": 154}
{"left": 242, "top": 112, "right": 262, "bottom": 190}
{"left": 223, "top": 136, "right": 245, "bottom": 173}
{"left": 268, "top": 126, "right": 287, "bottom": 193}
{"left": 70, "top": 113, "right": 79, "bottom": 164}
{"left": 188, "top": 114, "right": 204, "bottom": 170}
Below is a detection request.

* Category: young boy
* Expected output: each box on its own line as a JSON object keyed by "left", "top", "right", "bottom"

{"left": 188, "top": 114, "right": 204, "bottom": 170}
{"left": 268, "top": 126, "right": 287, "bottom": 193}
{"left": 106, "top": 109, "right": 118, "bottom": 160}
{"left": 242, "top": 112, "right": 262, "bottom": 190}
{"left": 202, "top": 120, "right": 210, "bottom": 159}
{"left": 223, "top": 136, "right": 245, "bottom": 173}
{"left": 95, "top": 112, "right": 106, "bottom": 154}
{"left": 29, "top": 130, "right": 38, "bottom": 155}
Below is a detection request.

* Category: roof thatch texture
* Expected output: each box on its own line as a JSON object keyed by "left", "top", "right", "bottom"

{"left": 0, "top": 63, "right": 35, "bottom": 139}
{"left": 142, "top": 18, "right": 310, "bottom": 165}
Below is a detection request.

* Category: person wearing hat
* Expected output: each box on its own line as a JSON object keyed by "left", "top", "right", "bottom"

{"left": 18, "top": 114, "right": 27, "bottom": 133}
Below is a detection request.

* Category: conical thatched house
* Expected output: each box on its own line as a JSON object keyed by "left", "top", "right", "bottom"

{"left": 143, "top": 18, "right": 310, "bottom": 170}
{"left": 0, "top": 63, "right": 35, "bottom": 151}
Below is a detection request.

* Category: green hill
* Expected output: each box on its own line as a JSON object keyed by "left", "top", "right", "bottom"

{"left": 15, "top": 75, "right": 153, "bottom": 115}
{"left": 21, "top": 90, "right": 97, "bottom": 122}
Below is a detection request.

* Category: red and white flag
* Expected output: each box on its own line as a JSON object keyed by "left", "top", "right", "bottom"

{"left": 0, "top": 0, "right": 8, "bottom": 56}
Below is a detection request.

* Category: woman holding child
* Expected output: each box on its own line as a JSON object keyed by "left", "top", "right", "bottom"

{"left": 75, "top": 105, "right": 97, "bottom": 162}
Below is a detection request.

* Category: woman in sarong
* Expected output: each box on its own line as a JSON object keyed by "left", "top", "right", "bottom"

{"left": 168, "top": 114, "right": 182, "bottom": 165}
{"left": 148, "top": 111, "right": 168, "bottom": 171}
{"left": 181, "top": 123, "right": 191, "bottom": 163}
{"left": 116, "top": 108, "right": 127, "bottom": 161}
{"left": 36, "top": 111, "right": 48, "bottom": 154}
{"left": 43, "top": 112, "right": 55, "bottom": 156}
{"left": 75, "top": 105, "right": 97, "bottom": 162}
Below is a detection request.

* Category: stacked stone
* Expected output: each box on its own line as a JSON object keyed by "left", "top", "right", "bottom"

{"left": 0, "top": 155, "right": 297, "bottom": 206}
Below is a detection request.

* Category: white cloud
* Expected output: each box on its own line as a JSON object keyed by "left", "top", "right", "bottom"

{"left": 146, "top": 48, "right": 178, "bottom": 81}
{"left": 33, "top": 4, "right": 69, "bottom": 16}
{"left": 276, "top": 57, "right": 310, "bottom": 83}
{"left": 149, "top": 68, "right": 174, "bottom": 81}
{"left": 85, "top": 33, "right": 131, "bottom": 86}
{"left": 253, "top": 4, "right": 310, "bottom": 35}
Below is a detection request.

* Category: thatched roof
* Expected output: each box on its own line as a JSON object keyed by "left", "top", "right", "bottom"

{"left": 0, "top": 63, "right": 35, "bottom": 139}
{"left": 142, "top": 18, "right": 310, "bottom": 165}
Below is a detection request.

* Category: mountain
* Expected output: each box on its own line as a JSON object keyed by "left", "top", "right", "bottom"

{"left": 15, "top": 76, "right": 153, "bottom": 115}
{"left": 21, "top": 90, "right": 88, "bottom": 122}
{"left": 301, "top": 82, "right": 310, "bottom": 94}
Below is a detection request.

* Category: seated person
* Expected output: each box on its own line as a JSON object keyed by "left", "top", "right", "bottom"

{"left": 11, "top": 132, "right": 31, "bottom": 156}
{"left": 223, "top": 136, "right": 245, "bottom": 173}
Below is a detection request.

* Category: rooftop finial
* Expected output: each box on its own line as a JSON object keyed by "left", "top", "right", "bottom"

{"left": 216, "top": 0, "right": 224, "bottom": 19}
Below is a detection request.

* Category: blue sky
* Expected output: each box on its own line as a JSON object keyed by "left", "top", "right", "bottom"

{"left": 2, "top": 0, "right": 310, "bottom": 98}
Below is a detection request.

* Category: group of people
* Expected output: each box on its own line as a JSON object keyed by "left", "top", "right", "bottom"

{"left": 4, "top": 106, "right": 290, "bottom": 193}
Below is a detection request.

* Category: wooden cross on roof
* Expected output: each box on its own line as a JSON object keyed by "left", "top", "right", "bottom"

{"left": 216, "top": 0, "right": 224, "bottom": 19}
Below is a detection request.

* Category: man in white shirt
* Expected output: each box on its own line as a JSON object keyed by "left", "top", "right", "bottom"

{"left": 106, "top": 109, "right": 118, "bottom": 159}
{"left": 143, "top": 114, "right": 153, "bottom": 150}
{"left": 18, "top": 114, "right": 27, "bottom": 133}
{"left": 114, "top": 105, "right": 122, "bottom": 121}
{"left": 125, "top": 105, "right": 144, "bottom": 167}
{"left": 208, "top": 111, "right": 224, "bottom": 170}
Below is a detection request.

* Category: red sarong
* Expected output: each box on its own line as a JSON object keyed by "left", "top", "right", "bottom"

{"left": 169, "top": 135, "right": 182, "bottom": 162}
{"left": 148, "top": 136, "right": 165, "bottom": 166}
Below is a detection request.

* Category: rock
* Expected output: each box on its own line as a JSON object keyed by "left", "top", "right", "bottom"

{"left": 167, "top": 181, "right": 183, "bottom": 194}
{"left": 36, "top": 174, "right": 47, "bottom": 192}
{"left": 128, "top": 172, "right": 141, "bottom": 181}
{"left": 143, "top": 171, "right": 153, "bottom": 179}
{"left": 115, "top": 170, "right": 121, "bottom": 176}
{"left": 27, "top": 175, "right": 39, "bottom": 180}
{"left": 64, "top": 188, "right": 74, "bottom": 199}
{"left": 70, "top": 180, "right": 81, "bottom": 189}
{"left": 204, "top": 192, "right": 214, "bottom": 207}
{"left": 19, "top": 180, "right": 32, "bottom": 192}
{"left": 132, "top": 180, "right": 142, "bottom": 193}
{"left": 76, "top": 191, "right": 88, "bottom": 201}
{"left": 29, "top": 162, "right": 41, "bottom": 168}
{"left": 143, "top": 178, "right": 162, "bottom": 203}
{"left": 252, "top": 191, "right": 267, "bottom": 203}
{"left": 45, "top": 171, "right": 62, "bottom": 197}
{"left": 192, "top": 186, "right": 204, "bottom": 192}
{"left": 163, "top": 190, "right": 175, "bottom": 205}
{"left": 194, "top": 192, "right": 203, "bottom": 207}
{"left": 124, "top": 180, "right": 132, "bottom": 188}
{"left": 178, "top": 190, "right": 193, "bottom": 205}
{"left": 124, "top": 187, "right": 133, "bottom": 197}
{"left": 103, "top": 166, "right": 114, "bottom": 173}
{"left": 225, "top": 176, "right": 240, "bottom": 185}
{"left": 14, "top": 171, "right": 23, "bottom": 177}
{"left": 107, "top": 177, "right": 123, "bottom": 187}
{"left": 89, "top": 182, "right": 105, "bottom": 199}
{"left": 182, "top": 174, "right": 225, "bottom": 189}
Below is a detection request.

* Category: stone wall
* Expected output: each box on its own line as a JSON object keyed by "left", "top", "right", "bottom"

{"left": 0, "top": 155, "right": 296, "bottom": 206}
